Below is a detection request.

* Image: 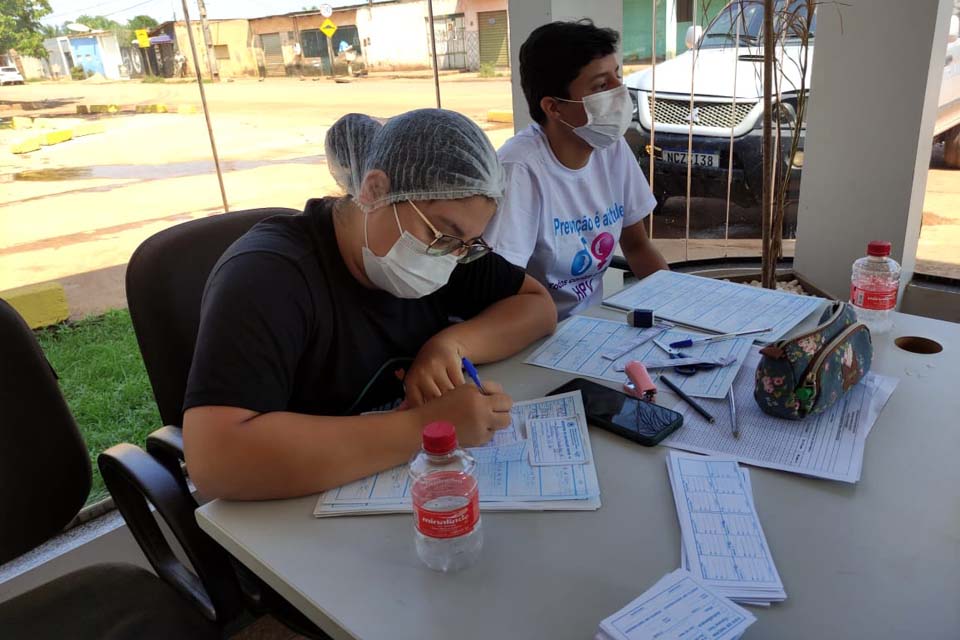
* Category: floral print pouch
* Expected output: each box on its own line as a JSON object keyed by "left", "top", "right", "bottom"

{"left": 754, "top": 301, "right": 873, "bottom": 420}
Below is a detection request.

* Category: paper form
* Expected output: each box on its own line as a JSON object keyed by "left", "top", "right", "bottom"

{"left": 525, "top": 315, "right": 752, "bottom": 399}
{"left": 527, "top": 417, "right": 588, "bottom": 466}
{"left": 667, "top": 452, "right": 786, "bottom": 604}
{"left": 678, "top": 470, "right": 772, "bottom": 608}
{"left": 595, "top": 569, "right": 756, "bottom": 640}
{"left": 467, "top": 441, "right": 528, "bottom": 464}
{"left": 663, "top": 351, "right": 898, "bottom": 483}
{"left": 604, "top": 270, "right": 824, "bottom": 343}
{"left": 313, "top": 392, "right": 602, "bottom": 516}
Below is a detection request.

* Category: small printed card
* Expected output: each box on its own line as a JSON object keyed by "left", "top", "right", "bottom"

{"left": 528, "top": 417, "right": 588, "bottom": 466}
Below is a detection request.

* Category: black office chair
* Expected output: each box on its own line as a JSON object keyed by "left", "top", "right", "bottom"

{"left": 125, "top": 208, "right": 299, "bottom": 481}
{"left": 0, "top": 299, "right": 231, "bottom": 639}
{"left": 125, "top": 208, "right": 331, "bottom": 638}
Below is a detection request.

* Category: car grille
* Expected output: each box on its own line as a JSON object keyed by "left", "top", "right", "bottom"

{"left": 647, "top": 96, "right": 756, "bottom": 128}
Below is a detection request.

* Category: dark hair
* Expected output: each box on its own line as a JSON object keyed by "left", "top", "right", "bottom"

{"left": 519, "top": 19, "right": 620, "bottom": 124}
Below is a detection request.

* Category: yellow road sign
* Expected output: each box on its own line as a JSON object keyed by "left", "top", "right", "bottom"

{"left": 135, "top": 29, "right": 150, "bottom": 48}
{"left": 320, "top": 19, "right": 337, "bottom": 39}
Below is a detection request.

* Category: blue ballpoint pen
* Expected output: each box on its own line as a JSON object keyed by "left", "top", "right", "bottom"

{"left": 461, "top": 357, "right": 487, "bottom": 395}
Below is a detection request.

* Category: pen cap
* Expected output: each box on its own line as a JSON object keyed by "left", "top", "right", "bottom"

{"left": 625, "top": 361, "right": 656, "bottom": 395}
{"left": 422, "top": 421, "right": 458, "bottom": 454}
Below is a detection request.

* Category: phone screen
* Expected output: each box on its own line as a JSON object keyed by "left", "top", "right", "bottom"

{"left": 550, "top": 378, "right": 682, "bottom": 443}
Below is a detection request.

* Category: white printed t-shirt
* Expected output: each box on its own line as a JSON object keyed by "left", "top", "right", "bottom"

{"left": 486, "top": 123, "right": 658, "bottom": 319}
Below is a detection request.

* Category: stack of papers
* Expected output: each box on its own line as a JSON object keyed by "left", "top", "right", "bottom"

{"left": 525, "top": 315, "right": 753, "bottom": 399}
{"left": 604, "top": 270, "right": 823, "bottom": 343}
{"left": 595, "top": 569, "right": 756, "bottom": 640}
{"left": 663, "top": 350, "right": 898, "bottom": 483}
{"left": 314, "top": 391, "right": 601, "bottom": 516}
{"left": 666, "top": 451, "right": 786, "bottom": 606}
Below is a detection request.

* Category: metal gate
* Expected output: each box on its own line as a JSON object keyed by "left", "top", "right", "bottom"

{"left": 478, "top": 10, "right": 509, "bottom": 67}
{"left": 260, "top": 32, "right": 285, "bottom": 76}
{"left": 429, "top": 14, "right": 467, "bottom": 70}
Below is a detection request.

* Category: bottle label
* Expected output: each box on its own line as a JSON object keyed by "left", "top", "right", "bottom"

{"left": 413, "top": 472, "right": 479, "bottom": 539}
{"left": 850, "top": 284, "right": 897, "bottom": 311}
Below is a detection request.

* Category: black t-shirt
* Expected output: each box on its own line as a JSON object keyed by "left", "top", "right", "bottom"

{"left": 184, "top": 198, "right": 526, "bottom": 416}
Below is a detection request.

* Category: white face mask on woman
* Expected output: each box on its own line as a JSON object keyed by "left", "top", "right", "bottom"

{"left": 361, "top": 203, "right": 459, "bottom": 299}
{"left": 555, "top": 84, "right": 633, "bottom": 150}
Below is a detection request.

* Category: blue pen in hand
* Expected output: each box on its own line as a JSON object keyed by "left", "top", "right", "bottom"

{"left": 461, "top": 357, "right": 487, "bottom": 395}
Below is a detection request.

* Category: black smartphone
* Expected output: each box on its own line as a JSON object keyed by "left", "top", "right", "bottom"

{"left": 548, "top": 377, "right": 683, "bottom": 446}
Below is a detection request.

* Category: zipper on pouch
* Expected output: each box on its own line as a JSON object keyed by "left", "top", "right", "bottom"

{"left": 797, "top": 322, "right": 868, "bottom": 408}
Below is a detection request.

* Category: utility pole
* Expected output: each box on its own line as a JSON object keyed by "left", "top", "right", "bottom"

{"left": 426, "top": 0, "right": 441, "bottom": 108}
{"left": 181, "top": 0, "right": 229, "bottom": 212}
{"left": 196, "top": 0, "right": 219, "bottom": 81}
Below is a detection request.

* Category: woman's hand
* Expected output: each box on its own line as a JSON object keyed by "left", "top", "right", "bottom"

{"left": 405, "top": 334, "right": 466, "bottom": 407}
{"left": 412, "top": 382, "right": 513, "bottom": 447}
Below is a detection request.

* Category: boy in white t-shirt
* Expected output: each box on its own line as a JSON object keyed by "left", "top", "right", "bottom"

{"left": 485, "top": 20, "right": 668, "bottom": 320}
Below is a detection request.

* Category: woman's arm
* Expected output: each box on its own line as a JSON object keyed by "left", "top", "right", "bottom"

{"left": 184, "top": 382, "right": 513, "bottom": 500}
{"left": 403, "top": 275, "right": 556, "bottom": 406}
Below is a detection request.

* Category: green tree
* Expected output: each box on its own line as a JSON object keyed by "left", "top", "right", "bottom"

{"left": 0, "top": 0, "right": 53, "bottom": 58}
{"left": 126, "top": 15, "right": 158, "bottom": 30}
{"left": 74, "top": 14, "right": 122, "bottom": 31}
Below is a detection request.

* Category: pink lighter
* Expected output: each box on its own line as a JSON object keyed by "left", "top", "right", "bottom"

{"left": 623, "top": 360, "right": 657, "bottom": 401}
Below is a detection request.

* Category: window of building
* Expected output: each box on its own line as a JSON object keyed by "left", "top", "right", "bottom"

{"left": 214, "top": 44, "right": 230, "bottom": 60}
{"left": 678, "top": 0, "right": 694, "bottom": 23}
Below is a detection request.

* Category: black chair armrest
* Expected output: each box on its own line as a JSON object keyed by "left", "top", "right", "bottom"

{"left": 98, "top": 444, "right": 243, "bottom": 625}
{"left": 146, "top": 425, "right": 189, "bottom": 494}
{"left": 610, "top": 255, "right": 630, "bottom": 272}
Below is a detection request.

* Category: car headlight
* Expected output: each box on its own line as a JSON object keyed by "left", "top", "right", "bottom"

{"left": 754, "top": 101, "right": 798, "bottom": 129}
{"left": 627, "top": 88, "right": 640, "bottom": 119}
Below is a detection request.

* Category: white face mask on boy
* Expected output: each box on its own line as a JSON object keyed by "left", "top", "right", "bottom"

{"left": 361, "top": 203, "right": 459, "bottom": 299}
{"left": 555, "top": 84, "right": 633, "bottom": 150}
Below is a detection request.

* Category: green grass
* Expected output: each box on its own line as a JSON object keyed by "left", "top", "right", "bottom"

{"left": 35, "top": 309, "right": 159, "bottom": 505}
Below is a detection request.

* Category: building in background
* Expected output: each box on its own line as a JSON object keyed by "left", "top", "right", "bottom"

{"left": 622, "top": 0, "right": 724, "bottom": 62}
{"left": 149, "top": 19, "right": 256, "bottom": 79}
{"left": 248, "top": 0, "right": 508, "bottom": 77}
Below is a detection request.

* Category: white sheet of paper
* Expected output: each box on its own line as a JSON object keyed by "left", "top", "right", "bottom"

{"left": 524, "top": 315, "right": 752, "bottom": 399}
{"left": 527, "top": 417, "right": 587, "bottom": 466}
{"left": 313, "top": 392, "right": 601, "bottom": 516}
{"left": 467, "top": 441, "right": 528, "bottom": 464}
{"left": 603, "top": 270, "right": 823, "bottom": 343}
{"left": 666, "top": 452, "right": 786, "bottom": 604}
{"left": 596, "top": 569, "right": 756, "bottom": 640}
{"left": 663, "top": 351, "right": 898, "bottom": 483}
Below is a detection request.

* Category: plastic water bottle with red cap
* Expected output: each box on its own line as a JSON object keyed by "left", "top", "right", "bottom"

{"left": 409, "top": 422, "right": 482, "bottom": 572}
{"left": 850, "top": 240, "right": 901, "bottom": 335}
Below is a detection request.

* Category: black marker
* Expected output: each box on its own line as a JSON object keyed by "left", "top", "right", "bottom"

{"left": 660, "top": 375, "right": 715, "bottom": 424}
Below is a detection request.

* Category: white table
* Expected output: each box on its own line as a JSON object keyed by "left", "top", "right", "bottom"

{"left": 197, "top": 308, "right": 960, "bottom": 640}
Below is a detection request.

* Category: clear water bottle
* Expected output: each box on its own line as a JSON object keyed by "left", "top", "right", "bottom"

{"left": 850, "top": 240, "right": 900, "bottom": 335}
{"left": 409, "top": 421, "right": 482, "bottom": 572}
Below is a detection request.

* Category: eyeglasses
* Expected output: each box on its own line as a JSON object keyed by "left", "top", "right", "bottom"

{"left": 407, "top": 202, "right": 492, "bottom": 264}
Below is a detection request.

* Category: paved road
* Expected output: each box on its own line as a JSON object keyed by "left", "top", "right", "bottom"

{"left": 1, "top": 75, "right": 957, "bottom": 316}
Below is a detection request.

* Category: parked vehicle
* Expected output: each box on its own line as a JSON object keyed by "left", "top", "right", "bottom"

{"left": 624, "top": 0, "right": 960, "bottom": 233}
{"left": 0, "top": 66, "right": 25, "bottom": 85}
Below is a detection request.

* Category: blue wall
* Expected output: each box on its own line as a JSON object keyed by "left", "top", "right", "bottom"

{"left": 70, "top": 37, "right": 105, "bottom": 76}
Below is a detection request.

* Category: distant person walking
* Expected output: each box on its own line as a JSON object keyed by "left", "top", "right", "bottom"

{"left": 174, "top": 51, "right": 187, "bottom": 78}
{"left": 292, "top": 40, "right": 304, "bottom": 80}
{"left": 255, "top": 47, "right": 266, "bottom": 81}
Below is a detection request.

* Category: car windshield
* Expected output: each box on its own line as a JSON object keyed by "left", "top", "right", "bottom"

{"left": 1, "top": 67, "right": 18, "bottom": 73}
{"left": 700, "top": 0, "right": 816, "bottom": 48}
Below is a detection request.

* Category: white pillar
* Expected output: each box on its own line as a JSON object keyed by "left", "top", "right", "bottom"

{"left": 507, "top": 0, "right": 624, "bottom": 132}
{"left": 794, "top": 0, "right": 953, "bottom": 300}
{"left": 665, "top": 0, "right": 677, "bottom": 59}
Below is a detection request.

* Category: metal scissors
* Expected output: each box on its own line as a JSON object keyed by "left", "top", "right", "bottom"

{"left": 652, "top": 338, "right": 722, "bottom": 377}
